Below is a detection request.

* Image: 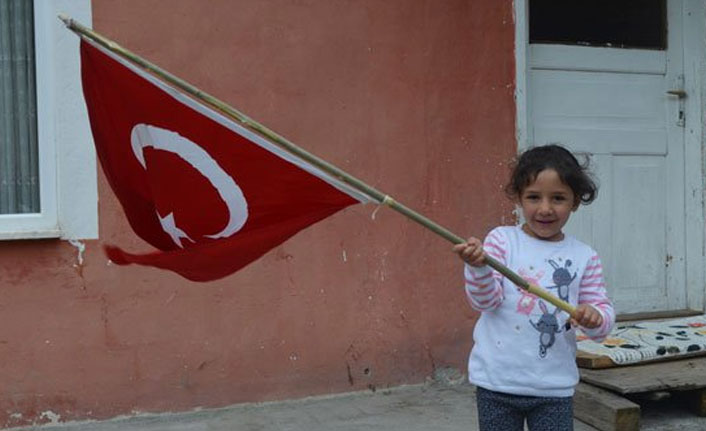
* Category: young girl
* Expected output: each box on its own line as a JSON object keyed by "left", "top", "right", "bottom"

{"left": 453, "top": 144, "right": 615, "bottom": 431}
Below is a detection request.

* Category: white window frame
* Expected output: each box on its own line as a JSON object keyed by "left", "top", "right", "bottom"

{"left": 0, "top": 0, "right": 97, "bottom": 240}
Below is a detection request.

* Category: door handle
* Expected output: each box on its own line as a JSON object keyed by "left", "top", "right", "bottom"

{"left": 666, "top": 89, "right": 687, "bottom": 98}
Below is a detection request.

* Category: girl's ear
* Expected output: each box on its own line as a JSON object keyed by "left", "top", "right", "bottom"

{"left": 572, "top": 197, "right": 580, "bottom": 211}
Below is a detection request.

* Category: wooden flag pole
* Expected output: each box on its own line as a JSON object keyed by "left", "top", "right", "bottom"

{"left": 59, "top": 15, "right": 576, "bottom": 317}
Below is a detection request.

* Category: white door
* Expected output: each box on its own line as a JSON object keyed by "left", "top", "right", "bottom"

{"left": 523, "top": 1, "right": 690, "bottom": 314}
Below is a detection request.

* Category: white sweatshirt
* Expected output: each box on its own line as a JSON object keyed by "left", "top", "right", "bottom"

{"left": 464, "top": 225, "right": 615, "bottom": 397}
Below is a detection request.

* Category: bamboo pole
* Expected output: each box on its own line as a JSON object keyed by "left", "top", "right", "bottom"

{"left": 58, "top": 14, "right": 576, "bottom": 317}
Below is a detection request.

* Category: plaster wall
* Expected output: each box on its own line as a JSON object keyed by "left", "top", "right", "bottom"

{"left": 0, "top": 0, "right": 516, "bottom": 427}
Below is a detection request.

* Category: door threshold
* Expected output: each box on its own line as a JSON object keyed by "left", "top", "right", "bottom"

{"left": 616, "top": 309, "right": 703, "bottom": 322}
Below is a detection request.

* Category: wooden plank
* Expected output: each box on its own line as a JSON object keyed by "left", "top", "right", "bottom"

{"left": 576, "top": 350, "right": 616, "bottom": 369}
{"left": 616, "top": 309, "right": 703, "bottom": 322}
{"left": 573, "top": 382, "right": 640, "bottom": 431}
{"left": 577, "top": 349, "right": 706, "bottom": 370}
{"left": 580, "top": 357, "right": 706, "bottom": 394}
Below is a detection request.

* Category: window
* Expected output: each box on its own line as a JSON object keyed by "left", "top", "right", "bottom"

{"left": 0, "top": 0, "right": 97, "bottom": 239}
{"left": 529, "top": 0, "right": 667, "bottom": 50}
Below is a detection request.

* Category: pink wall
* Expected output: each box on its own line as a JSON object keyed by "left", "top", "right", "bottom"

{"left": 0, "top": 0, "right": 515, "bottom": 427}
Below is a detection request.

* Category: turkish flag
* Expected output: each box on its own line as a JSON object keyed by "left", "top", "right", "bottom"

{"left": 80, "top": 40, "right": 372, "bottom": 281}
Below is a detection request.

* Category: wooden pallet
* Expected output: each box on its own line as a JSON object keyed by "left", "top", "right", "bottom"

{"left": 574, "top": 357, "right": 706, "bottom": 431}
{"left": 581, "top": 356, "right": 706, "bottom": 393}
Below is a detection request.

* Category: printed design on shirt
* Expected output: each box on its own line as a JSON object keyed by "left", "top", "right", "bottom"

{"left": 546, "top": 258, "right": 576, "bottom": 302}
{"left": 530, "top": 300, "right": 562, "bottom": 358}
{"left": 516, "top": 268, "right": 544, "bottom": 315}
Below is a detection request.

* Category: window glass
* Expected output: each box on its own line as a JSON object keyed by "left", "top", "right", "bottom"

{"left": 529, "top": 0, "right": 667, "bottom": 50}
{"left": 0, "top": 0, "right": 39, "bottom": 214}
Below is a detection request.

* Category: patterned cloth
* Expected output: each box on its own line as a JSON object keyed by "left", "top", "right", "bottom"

{"left": 577, "top": 315, "right": 706, "bottom": 365}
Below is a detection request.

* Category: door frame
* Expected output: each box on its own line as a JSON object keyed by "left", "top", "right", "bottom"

{"left": 513, "top": 0, "right": 706, "bottom": 313}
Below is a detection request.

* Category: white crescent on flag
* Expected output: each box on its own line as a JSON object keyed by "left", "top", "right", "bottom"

{"left": 130, "top": 123, "right": 249, "bottom": 247}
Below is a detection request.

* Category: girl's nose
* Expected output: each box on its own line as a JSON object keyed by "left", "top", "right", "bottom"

{"left": 539, "top": 200, "right": 553, "bottom": 213}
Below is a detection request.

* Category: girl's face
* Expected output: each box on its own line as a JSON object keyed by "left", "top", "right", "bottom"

{"left": 519, "top": 168, "right": 577, "bottom": 242}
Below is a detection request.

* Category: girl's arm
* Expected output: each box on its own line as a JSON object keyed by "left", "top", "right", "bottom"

{"left": 463, "top": 229, "right": 507, "bottom": 312}
{"left": 577, "top": 254, "right": 616, "bottom": 341}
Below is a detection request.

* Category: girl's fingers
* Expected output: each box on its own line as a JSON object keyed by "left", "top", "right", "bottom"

{"left": 573, "top": 307, "right": 593, "bottom": 328}
{"left": 573, "top": 308, "right": 585, "bottom": 323}
{"left": 574, "top": 309, "right": 603, "bottom": 329}
{"left": 584, "top": 314, "right": 594, "bottom": 327}
{"left": 453, "top": 244, "right": 470, "bottom": 255}
{"left": 592, "top": 313, "right": 603, "bottom": 328}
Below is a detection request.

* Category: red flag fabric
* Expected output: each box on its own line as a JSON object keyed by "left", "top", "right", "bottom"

{"left": 80, "top": 39, "right": 373, "bottom": 281}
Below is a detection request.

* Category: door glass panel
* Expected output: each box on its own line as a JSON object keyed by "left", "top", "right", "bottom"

{"left": 529, "top": 0, "right": 666, "bottom": 50}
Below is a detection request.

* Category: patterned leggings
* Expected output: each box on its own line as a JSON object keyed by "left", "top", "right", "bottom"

{"left": 475, "top": 386, "right": 574, "bottom": 431}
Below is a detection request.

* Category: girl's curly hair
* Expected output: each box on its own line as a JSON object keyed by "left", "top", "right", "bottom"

{"left": 505, "top": 144, "right": 598, "bottom": 206}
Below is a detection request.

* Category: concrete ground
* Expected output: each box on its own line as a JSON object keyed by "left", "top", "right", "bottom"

{"left": 12, "top": 378, "right": 706, "bottom": 431}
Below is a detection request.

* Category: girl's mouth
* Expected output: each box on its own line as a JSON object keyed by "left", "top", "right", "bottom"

{"left": 536, "top": 220, "right": 555, "bottom": 225}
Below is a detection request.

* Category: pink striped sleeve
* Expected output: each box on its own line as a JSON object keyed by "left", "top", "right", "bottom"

{"left": 578, "top": 253, "right": 615, "bottom": 341}
{"left": 463, "top": 229, "right": 507, "bottom": 312}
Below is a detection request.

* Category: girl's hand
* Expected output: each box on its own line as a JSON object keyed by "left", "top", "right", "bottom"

{"left": 453, "top": 237, "right": 487, "bottom": 267}
{"left": 571, "top": 304, "right": 603, "bottom": 329}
